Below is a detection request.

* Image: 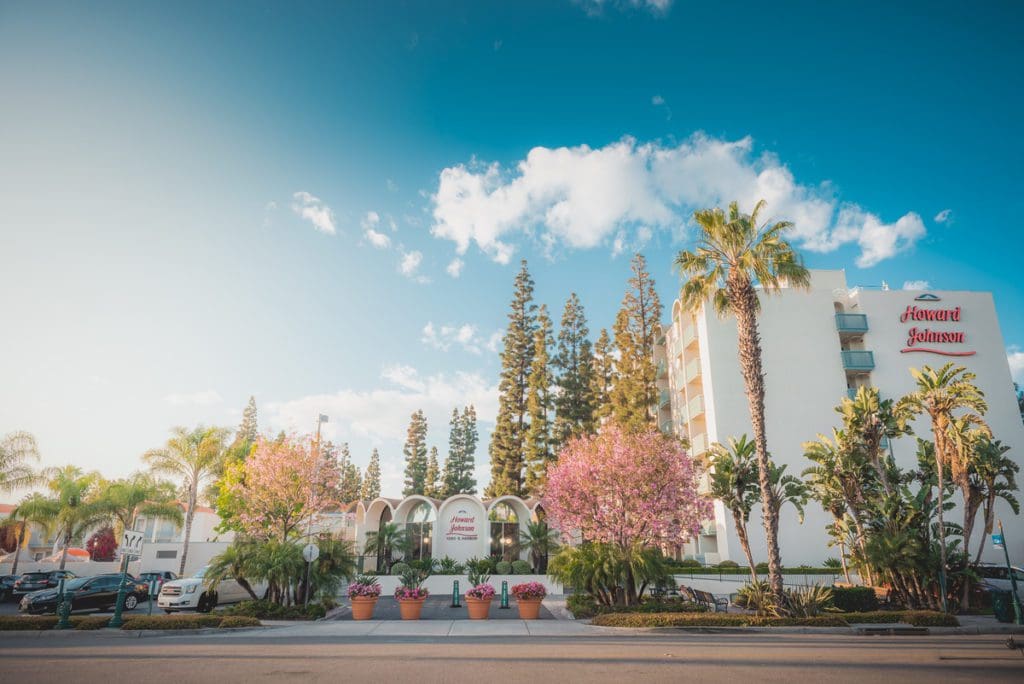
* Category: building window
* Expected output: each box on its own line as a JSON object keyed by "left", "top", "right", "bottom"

{"left": 489, "top": 503, "right": 518, "bottom": 562}
{"left": 155, "top": 519, "right": 180, "bottom": 543}
{"left": 156, "top": 550, "right": 177, "bottom": 559}
{"left": 404, "top": 501, "right": 435, "bottom": 562}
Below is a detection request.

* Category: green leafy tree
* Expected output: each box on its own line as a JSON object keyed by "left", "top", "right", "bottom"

{"left": 0, "top": 431, "right": 40, "bottom": 493}
{"left": 839, "top": 387, "right": 907, "bottom": 494}
{"left": 361, "top": 449, "right": 382, "bottom": 500}
{"left": 6, "top": 492, "right": 55, "bottom": 575}
{"left": 424, "top": 446, "right": 441, "bottom": 498}
{"left": 552, "top": 293, "right": 596, "bottom": 448}
{"left": 518, "top": 520, "right": 560, "bottom": 574}
{"left": 674, "top": 199, "right": 811, "bottom": 597}
{"left": 609, "top": 254, "right": 662, "bottom": 431}
{"left": 590, "top": 328, "right": 616, "bottom": 422}
{"left": 334, "top": 442, "right": 363, "bottom": 504}
{"left": 105, "top": 472, "right": 182, "bottom": 537}
{"left": 969, "top": 438, "right": 1019, "bottom": 565}
{"left": 362, "top": 521, "right": 410, "bottom": 574}
{"left": 524, "top": 305, "right": 554, "bottom": 495}
{"left": 34, "top": 466, "right": 111, "bottom": 570}
{"left": 707, "top": 435, "right": 761, "bottom": 582}
{"left": 444, "top": 406, "right": 478, "bottom": 496}
{"left": 143, "top": 425, "right": 230, "bottom": 575}
{"left": 487, "top": 259, "right": 538, "bottom": 497}
{"left": 402, "top": 410, "right": 429, "bottom": 496}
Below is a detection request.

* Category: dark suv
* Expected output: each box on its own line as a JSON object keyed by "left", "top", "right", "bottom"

{"left": 0, "top": 575, "right": 19, "bottom": 601}
{"left": 12, "top": 570, "right": 77, "bottom": 596}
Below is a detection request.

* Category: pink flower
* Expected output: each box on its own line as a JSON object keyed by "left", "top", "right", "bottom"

{"left": 510, "top": 582, "right": 547, "bottom": 600}
{"left": 347, "top": 582, "right": 382, "bottom": 599}
{"left": 394, "top": 586, "right": 429, "bottom": 601}
{"left": 465, "top": 583, "right": 495, "bottom": 600}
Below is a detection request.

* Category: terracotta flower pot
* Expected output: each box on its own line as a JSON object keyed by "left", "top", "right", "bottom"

{"left": 465, "top": 596, "right": 493, "bottom": 620}
{"left": 350, "top": 596, "right": 378, "bottom": 620}
{"left": 397, "top": 597, "right": 426, "bottom": 620}
{"left": 515, "top": 597, "right": 543, "bottom": 620}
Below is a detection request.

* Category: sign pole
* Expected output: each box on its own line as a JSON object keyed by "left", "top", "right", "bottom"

{"left": 54, "top": 578, "right": 71, "bottom": 630}
{"left": 997, "top": 520, "right": 1023, "bottom": 625}
{"left": 109, "top": 528, "right": 143, "bottom": 628}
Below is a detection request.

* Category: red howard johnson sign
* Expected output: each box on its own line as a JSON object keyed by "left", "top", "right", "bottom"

{"left": 445, "top": 510, "right": 478, "bottom": 541}
{"left": 899, "top": 294, "right": 976, "bottom": 357}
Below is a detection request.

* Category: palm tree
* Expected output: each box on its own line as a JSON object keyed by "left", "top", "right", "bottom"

{"left": 675, "top": 199, "right": 810, "bottom": 597}
{"left": 362, "top": 522, "right": 409, "bottom": 574}
{"left": 7, "top": 493, "right": 57, "bottom": 575}
{"left": 105, "top": 472, "right": 183, "bottom": 536}
{"left": 839, "top": 387, "right": 906, "bottom": 494}
{"left": 707, "top": 435, "right": 760, "bottom": 582}
{"left": 518, "top": 520, "right": 560, "bottom": 574}
{"left": 0, "top": 431, "right": 41, "bottom": 493}
{"left": 970, "top": 439, "right": 1019, "bottom": 565}
{"left": 896, "top": 363, "right": 988, "bottom": 612}
{"left": 38, "top": 466, "right": 111, "bottom": 569}
{"left": 143, "top": 425, "right": 230, "bottom": 575}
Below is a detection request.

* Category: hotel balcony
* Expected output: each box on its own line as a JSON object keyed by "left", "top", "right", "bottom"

{"left": 661, "top": 420, "right": 674, "bottom": 435}
{"left": 657, "top": 360, "right": 668, "bottom": 379}
{"left": 835, "top": 313, "right": 869, "bottom": 337}
{"left": 689, "top": 432, "right": 708, "bottom": 455}
{"left": 685, "top": 357, "right": 702, "bottom": 384}
{"left": 659, "top": 390, "right": 671, "bottom": 409}
{"left": 682, "top": 324, "right": 698, "bottom": 349}
{"left": 687, "top": 395, "right": 704, "bottom": 421}
{"left": 841, "top": 350, "right": 875, "bottom": 373}
{"left": 697, "top": 472, "right": 712, "bottom": 496}
{"left": 847, "top": 387, "right": 858, "bottom": 400}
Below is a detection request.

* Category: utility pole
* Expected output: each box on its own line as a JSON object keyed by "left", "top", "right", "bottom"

{"left": 304, "top": 414, "right": 328, "bottom": 608}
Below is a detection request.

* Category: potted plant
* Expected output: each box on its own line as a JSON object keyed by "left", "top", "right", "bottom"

{"left": 510, "top": 581, "right": 546, "bottom": 619}
{"left": 394, "top": 569, "right": 429, "bottom": 620}
{"left": 347, "top": 574, "right": 382, "bottom": 620}
{"left": 464, "top": 568, "right": 495, "bottom": 620}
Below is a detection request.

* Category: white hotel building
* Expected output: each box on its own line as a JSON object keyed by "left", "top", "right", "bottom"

{"left": 657, "top": 270, "right": 1024, "bottom": 565}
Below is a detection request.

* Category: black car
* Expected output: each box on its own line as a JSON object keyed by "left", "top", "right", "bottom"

{"left": 0, "top": 575, "right": 19, "bottom": 602}
{"left": 19, "top": 574, "right": 149, "bottom": 615}
{"left": 12, "top": 570, "right": 77, "bottom": 596}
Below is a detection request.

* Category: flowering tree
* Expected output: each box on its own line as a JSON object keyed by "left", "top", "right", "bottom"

{"left": 544, "top": 424, "right": 709, "bottom": 604}
{"left": 86, "top": 526, "right": 117, "bottom": 561}
{"left": 229, "top": 435, "right": 341, "bottom": 542}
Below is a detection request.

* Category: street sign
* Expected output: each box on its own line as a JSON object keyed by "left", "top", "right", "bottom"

{"left": 993, "top": 533, "right": 1005, "bottom": 549}
{"left": 121, "top": 530, "right": 145, "bottom": 558}
{"left": 302, "top": 543, "right": 320, "bottom": 563}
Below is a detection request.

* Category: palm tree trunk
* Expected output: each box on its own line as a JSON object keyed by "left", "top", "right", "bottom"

{"left": 733, "top": 512, "right": 758, "bottom": 584}
{"left": 973, "top": 499, "right": 994, "bottom": 566}
{"left": 934, "top": 447, "right": 949, "bottom": 613}
{"left": 730, "top": 277, "right": 783, "bottom": 598}
{"left": 59, "top": 531, "right": 71, "bottom": 570}
{"left": 961, "top": 494, "right": 979, "bottom": 609}
{"left": 179, "top": 484, "right": 197, "bottom": 576}
{"left": 11, "top": 523, "right": 25, "bottom": 576}
{"left": 836, "top": 523, "right": 851, "bottom": 584}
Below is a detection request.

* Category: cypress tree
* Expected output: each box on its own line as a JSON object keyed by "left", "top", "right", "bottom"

{"left": 524, "top": 305, "right": 554, "bottom": 495}
{"left": 238, "top": 396, "right": 258, "bottom": 444}
{"left": 552, "top": 293, "right": 597, "bottom": 449}
{"left": 610, "top": 253, "right": 662, "bottom": 431}
{"left": 361, "top": 449, "right": 382, "bottom": 500}
{"left": 337, "top": 442, "right": 363, "bottom": 504}
{"left": 486, "top": 259, "right": 537, "bottom": 497}
{"left": 460, "top": 404, "right": 478, "bottom": 493}
{"left": 424, "top": 446, "right": 441, "bottom": 498}
{"left": 402, "top": 409, "right": 429, "bottom": 496}
{"left": 591, "top": 327, "right": 616, "bottom": 422}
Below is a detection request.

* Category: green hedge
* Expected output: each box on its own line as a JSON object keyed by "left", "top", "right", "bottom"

{"left": 591, "top": 613, "right": 847, "bottom": 628}
{"left": 74, "top": 616, "right": 113, "bottom": 630}
{"left": 831, "top": 586, "right": 879, "bottom": 613}
{"left": 840, "top": 611, "right": 958, "bottom": 627}
{"left": 0, "top": 614, "right": 263, "bottom": 631}
{"left": 566, "top": 595, "right": 708, "bottom": 619}
{"left": 218, "top": 616, "right": 262, "bottom": 628}
{"left": 511, "top": 560, "right": 532, "bottom": 574}
{"left": 223, "top": 600, "right": 326, "bottom": 620}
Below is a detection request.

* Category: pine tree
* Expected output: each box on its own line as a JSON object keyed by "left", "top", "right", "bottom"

{"left": 524, "top": 305, "right": 554, "bottom": 495}
{"left": 552, "top": 293, "right": 597, "bottom": 449}
{"left": 460, "top": 405, "right": 478, "bottom": 493}
{"left": 337, "top": 442, "right": 363, "bottom": 504}
{"left": 402, "top": 410, "right": 429, "bottom": 496}
{"left": 591, "top": 327, "right": 616, "bottom": 422}
{"left": 486, "top": 259, "right": 537, "bottom": 497}
{"left": 361, "top": 448, "right": 382, "bottom": 500}
{"left": 424, "top": 446, "right": 441, "bottom": 498}
{"left": 238, "top": 396, "right": 258, "bottom": 444}
{"left": 610, "top": 253, "right": 662, "bottom": 431}
{"left": 442, "top": 408, "right": 463, "bottom": 498}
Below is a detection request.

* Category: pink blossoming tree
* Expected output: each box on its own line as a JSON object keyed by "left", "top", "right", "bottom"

{"left": 543, "top": 423, "right": 709, "bottom": 604}
{"left": 230, "top": 435, "right": 341, "bottom": 542}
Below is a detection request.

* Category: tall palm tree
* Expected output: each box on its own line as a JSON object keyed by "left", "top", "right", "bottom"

{"left": 675, "top": 199, "right": 810, "bottom": 597}
{"left": 105, "top": 472, "right": 183, "bottom": 537}
{"left": 39, "top": 466, "right": 111, "bottom": 569}
{"left": 362, "top": 522, "right": 409, "bottom": 573}
{"left": 0, "top": 431, "right": 41, "bottom": 493}
{"left": 518, "top": 520, "right": 560, "bottom": 574}
{"left": 143, "top": 425, "right": 230, "bottom": 575}
{"left": 839, "top": 387, "right": 906, "bottom": 495}
{"left": 970, "top": 439, "right": 1019, "bottom": 565}
{"left": 7, "top": 493, "right": 57, "bottom": 575}
{"left": 896, "top": 363, "right": 987, "bottom": 612}
{"left": 707, "top": 435, "right": 760, "bottom": 582}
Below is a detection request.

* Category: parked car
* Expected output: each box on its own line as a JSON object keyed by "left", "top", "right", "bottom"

{"left": 18, "top": 574, "right": 149, "bottom": 615}
{"left": 140, "top": 571, "right": 178, "bottom": 590}
{"left": 977, "top": 563, "right": 1024, "bottom": 592}
{"left": 158, "top": 566, "right": 253, "bottom": 613}
{"left": 12, "top": 570, "right": 77, "bottom": 596}
{"left": 0, "top": 575, "right": 20, "bottom": 602}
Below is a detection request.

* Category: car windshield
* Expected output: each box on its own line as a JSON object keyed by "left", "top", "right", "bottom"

{"left": 192, "top": 567, "right": 207, "bottom": 579}
{"left": 63, "top": 578, "right": 89, "bottom": 590}
{"left": 22, "top": 573, "right": 48, "bottom": 580}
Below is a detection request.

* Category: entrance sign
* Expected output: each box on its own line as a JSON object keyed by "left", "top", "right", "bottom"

{"left": 445, "top": 509, "right": 479, "bottom": 541}
{"left": 121, "top": 530, "right": 145, "bottom": 558}
{"left": 302, "top": 543, "right": 320, "bottom": 563}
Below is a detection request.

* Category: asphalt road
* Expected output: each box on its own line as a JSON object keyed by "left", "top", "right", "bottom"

{"left": 0, "top": 631, "right": 1021, "bottom": 683}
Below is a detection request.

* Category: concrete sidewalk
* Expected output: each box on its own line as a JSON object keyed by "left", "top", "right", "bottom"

{"left": 211, "top": 618, "right": 602, "bottom": 638}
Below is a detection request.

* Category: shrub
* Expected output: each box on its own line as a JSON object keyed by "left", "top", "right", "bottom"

{"left": 733, "top": 581, "right": 776, "bottom": 616}
{"left": 511, "top": 560, "right": 532, "bottom": 575}
{"left": 841, "top": 611, "right": 958, "bottom": 627}
{"left": 495, "top": 561, "right": 513, "bottom": 575}
{"left": 566, "top": 594, "right": 706, "bottom": 619}
{"left": 223, "top": 600, "right": 326, "bottom": 620}
{"left": 0, "top": 616, "right": 59, "bottom": 631}
{"left": 677, "top": 559, "right": 703, "bottom": 569}
{"left": 121, "top": 615, "right": 223, "bottom": 630}
{"left": 831, "top": 586, "right": 879, "bottom": 613}
{"left": 465, "top": 556, "right": 495, "bottom": 575}
{"left": 219, "top": 616, "right": 262, "bottom": 628}
{"left": 716, "top": 560, "right": 740, "bottom": 569}
{"left": 74, "top": 616, "right": 112, "bottom": 630}
{"left": 755, "top": 562, "right": 769, "bottom": 573}
{"left": 591, "top": 613, "right": 846, "bottom": 628}
{"left": 566, "top": 593, "right": 599, "bottom": 619}
{"left": 782, "top": 585, "right": 833, "bottom": 617}
{"left": 438, "top": 556, "right": 464, "bottom": 575}
{"left": 390, "top": 562, "right": 411, "bottom": 576}
{"left": 511, "top": 582, "right": 547, "bottom": 600}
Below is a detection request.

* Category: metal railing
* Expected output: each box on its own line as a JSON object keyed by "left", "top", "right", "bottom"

{"left": 841, "top": 350, "right": 875, "bottom": 371}
{"left": 835, "top": 313, "right": 869, "bottom": 333}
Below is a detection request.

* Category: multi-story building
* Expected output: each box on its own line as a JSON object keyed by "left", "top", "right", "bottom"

{"left": 660, "top": 269, "right": 1024, "bottom": 565}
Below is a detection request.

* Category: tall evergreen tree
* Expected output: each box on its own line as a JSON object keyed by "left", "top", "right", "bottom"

{"left": 442, "top": 408, "right": 463, "bottom": 498}
{"left": 238, "top": 396, "right": 258, "bottom": 444}
{"left": 552, "top": 293, "right": 596, "bottom": 449}
{"left": 524, "top": 305, "right": 554, "bottom": 495}
{"left": 486, "top": 259, "right": 537, "bottom": 496}
{"left": 336, "top": 442, "right": 363, "bottom": 504}
{"left": 443, "top": 405, "right": 478, "bottom": 496}
{"left": 361, "top": 448, "right": 382, "bottom": 500}
{"left": 591, "top": 327, "right": 616, "bottom": 422}
{"left": 402, "top": 410, "right": 429, "bottom": 496}
{"left": 610, "top": 253, "right": 662, "bottom": 431}
{"left": 424, "top": 446, "right": 441, "bottom": 498}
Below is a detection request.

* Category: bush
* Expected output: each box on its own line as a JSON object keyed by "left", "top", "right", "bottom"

{"left": 223, "top": 599, "right": 326, "bottom": 620}
{"left": 0, "top": 616, "right": 59, "bottom": 631}
{"left": 465, "top": 556, "right": 496, "bottom": 575}
{"left": 831, "top": 586, "right": 879, "bottom": 613}
{"left": 716, "top": 560, "right": 740, "bottom": 569}
{"left": 121, "top": 615, "right": 224, "bottom": 630}
{"left": 677, "top": 559, "right": 703, "bottom": 569}
{"left": 755, "top": 562, "right": 769, "bottom": 573}
{"left": 438, "top": 556, "right": 464, "bottom": 574}
{"left": 591, "top": 613, "right": 847, "bottom": 628}
{"left": 566, "top": 593, "right": 599, "bottom": 619}
{"left": 511, "top": 560, "right": 532, "bottom": 575}
{"left": 74, "top": 616, "right": 112, "bottom": 630}
{"left": 841, "top": 611, "right": 958, "bottom": 627}
{"left": 733, "top": 581, "right": 776, "bottom": 616}
{"left": 495, "top": 561, "right": 513, "bottom": 575}
{"left": 219, "top": 616, "right": 262, "bottom": 628}
{"left": 782, "top": 585, "right": 833, "bottom": 617}
{"left": 390, "top": 562, "right": 411, "bottom": 576}
{"left": 566, "top": 594, "right": 706, "bottom": 619}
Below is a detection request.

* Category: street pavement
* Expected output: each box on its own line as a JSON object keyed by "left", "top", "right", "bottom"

{"left": 1, "top": 628, "right": 1022, "bottom": 682}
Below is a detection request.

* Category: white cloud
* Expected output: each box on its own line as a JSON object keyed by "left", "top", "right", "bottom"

{"left": 576, "top": 0, "right": 673, "bottom": 16}
{"left": 429, "top": 134, "right": 925, "bottom": 268}
{"left": 651, "top": 95, "right": 665, "bottom": 105}
{"left": 1008, "top": 347, "right": 1024, "bottom": 384}
{"left": 934, "top": 209, "right": 953, "bottom": 224}
{"left": 361, "top": 211, "right": 391, "bottom": 249}
{"left": 381, "top": 364, "right": 426, "bottom": 392}
{"left": 398, "top": 249, "right": 429, "bottom": 283}
{"left": 422, "top": 322, "right": 502, "bottom": 355}
{"left": 902, "top": 280, "right": 931, "bottom": 291}
{"left": 164, "top": 390, "right": 223, "bottom": 406}
{"left": 446, "top": 258, "right": 465, "bottom": 278}
{"left": 291, "top": 191, "right": 337, "bottom": 235}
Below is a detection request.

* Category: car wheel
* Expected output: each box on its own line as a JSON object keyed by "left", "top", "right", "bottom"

{"left": 164, "top": 609, "right": 173, "bottom": 615}
{"left": 124, "top": 595, "right": 139, "bottom": 611}
{"left": 197, "top": 591, "right": 217, "bottom": 613}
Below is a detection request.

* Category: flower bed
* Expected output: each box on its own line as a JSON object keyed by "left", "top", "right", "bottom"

{"left": 347, "top": 579, "right": 382, "bottom": 599}
{"left": 510, "top": 582, "right": 547, "bottom": 600}
{"left": 394, "top": 586, "right": 429, "bottom": 601}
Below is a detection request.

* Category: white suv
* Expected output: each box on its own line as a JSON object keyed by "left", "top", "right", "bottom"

{"left": 158, "top": 567, "right": 254, "bottom": 613}
{"left": 977, "top": 563, "right": 1024, "bottom": 593}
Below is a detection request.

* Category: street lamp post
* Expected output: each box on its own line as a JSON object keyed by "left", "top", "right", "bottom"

{"left": 304, "top": 413, "right": 327, "bottom": 608}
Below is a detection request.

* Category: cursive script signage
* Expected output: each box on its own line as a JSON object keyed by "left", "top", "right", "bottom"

{"left": 445, "top": 509, "right": 478, "bottom": 541}
{"left": 899, "top": 296, "right": 976, "bottom": 357}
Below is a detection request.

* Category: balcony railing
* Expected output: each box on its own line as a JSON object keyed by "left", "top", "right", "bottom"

{"left": 659, "top": 390, "right": 671, "bottom": 409}
{"left": 657, "top": 360, "right": 668, "bottom": 378}
{"left": 685, "top": 358, "right": 701, "bottom": 384}
{"left": 682, "top": 324, "right": 697, "bottom": 348}
{"left": 687, "top": 395, "right": 704, "bottom": 421}
{"left": 835, "top": 313, "right": 869, "bottom": 334}
{"left": 690, "top": 433, "right": 708, "bottom": 455}
{"left": 847, "top": 387, "right": 858, "bottom": 400}
{"left": 841, "top": 350, "right": 875, "bottom": 372}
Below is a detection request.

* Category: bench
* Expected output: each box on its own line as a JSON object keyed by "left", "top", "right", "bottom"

{"left": 681, "top": 585, "right": 729, "bottom": 612}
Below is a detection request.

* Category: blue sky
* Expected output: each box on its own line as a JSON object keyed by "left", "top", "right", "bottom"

{"left": 2, "top": 0, "right": 1022, "bottom": 496}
